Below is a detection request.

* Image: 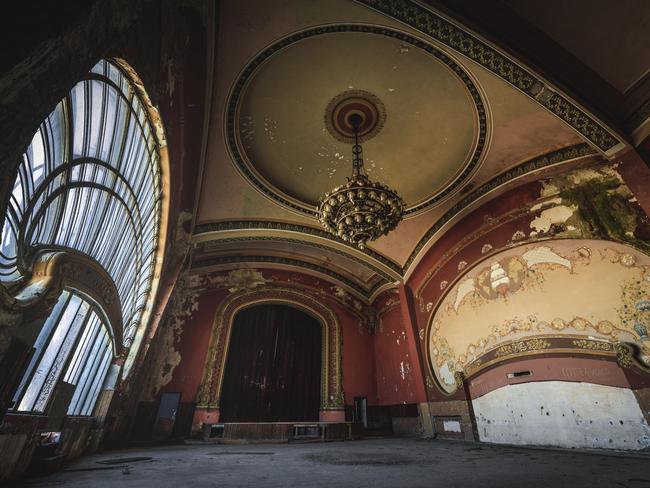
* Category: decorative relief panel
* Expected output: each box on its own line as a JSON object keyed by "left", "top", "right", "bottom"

{"left": 427, "top": 240, "right": 650, "bottom": 394}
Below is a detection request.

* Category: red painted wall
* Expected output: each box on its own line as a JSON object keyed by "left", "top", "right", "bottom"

{"left": 161, "top": 289, "right": 228, "bottom": 401}
{"left": 332, "top": 300, "right": 377, "bottom": 405}
{"left": 374, "top": 306, "right": 421, "bottom": 405}
{"left": 468, "top": 356, "right": 630, "bottom": 400}
{"left": 405, "top": 181, "right": 546, "bottom": 402}
{"left": 158, "top": 270, "right": 377, "bottom": 407}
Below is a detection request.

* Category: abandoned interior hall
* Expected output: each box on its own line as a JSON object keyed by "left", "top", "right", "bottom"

{"left": 2, "top": 0, "right": 650, "bottom": 486}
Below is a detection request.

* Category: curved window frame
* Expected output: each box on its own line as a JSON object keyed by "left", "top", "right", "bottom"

{"left": 0, "top": 58, "right": 169, "bottom": 373}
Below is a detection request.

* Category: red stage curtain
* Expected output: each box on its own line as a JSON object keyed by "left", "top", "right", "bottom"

{"left": 220, "top": 304, "right": 321, "bottom": 422}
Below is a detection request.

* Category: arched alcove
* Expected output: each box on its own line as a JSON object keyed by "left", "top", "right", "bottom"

{"left": 425, "top": 238, "right": 650, "bottom": 449}
{"left": 426, "top": 239, "right": 650, "bottom": 395}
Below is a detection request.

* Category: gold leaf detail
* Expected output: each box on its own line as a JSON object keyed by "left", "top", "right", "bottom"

{"left": 493, "top": 338, "right": 551, "bottom": 358}
{"left": 572, "top": 339, "right": 612, "bottom": 351}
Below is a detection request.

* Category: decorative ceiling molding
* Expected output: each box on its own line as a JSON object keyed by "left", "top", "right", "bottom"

{"left": 194, "top": 144, "right": 596, "bottom": 286}
{"left": 355, "top": 0, "right": 626, "bottom": 156}
{"left": 226, "top": 23, "right": 488, "bottom": 216}
{"left": 190, "top": 254, "right": 386, "bottom": 300}
{"left": 195, "top": 235, "right": 397, "bottom": 283}
{"left": 194, "top": 220, "right": 403, "bottom": 275}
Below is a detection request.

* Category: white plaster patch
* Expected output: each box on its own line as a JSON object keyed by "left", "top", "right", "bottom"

{"left": 399, "top": 361, "right": 410, "bottom": 380}
{"left": 443, "top": 420, "right": 462, "bottom": 433}
{"left": 530, "top": 205, "right": 575, "bottom": 233}
{"left": 530, "top": 197, "right": 563, "bottom": 212}
{"left": 522, "top": 246, "right": 571, "bottom": 269}
{"left": 439, "top": 362, "right": 456, "bottom": 387}
{"left": 569, "top": 166, "right": 623, "bottom": 185}
{"left": 472, "top": 381, "right": 650, "bottom": 450}
{"left": 454, "top": 278, "right": 476, "bottom": 311}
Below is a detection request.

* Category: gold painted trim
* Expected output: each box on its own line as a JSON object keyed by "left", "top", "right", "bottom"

{"left": 467, "top": 347, "right": 617, "bottom": 380}
{"left": 404, "top": 150, "right": 599, "bottom": 282}
{"left": 616, "top": 342, "right": 650, "bottom": 373}
{"left": 356, "top": 0, "right": 626, "bottom": 156}
{"left": 113, "top": 58, "right": 170, "bottom": 376}
{"left": 431, "top": 333, "right": 622, "bottom": 395}
{"left": 196, "top": 288, "right": 344, "bottom": 411}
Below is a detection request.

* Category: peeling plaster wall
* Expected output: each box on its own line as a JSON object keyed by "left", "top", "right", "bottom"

{"left": 332, "top": 299, "right": 377, "bottom": 405}
{"left": 406, "top": 163, "right": 650, "bottom": 404}
{"left": 156, "top": 289, "right": 228, "bottom": 401}
{"left": 473, "top": 381, "right": 650, "bottom": 450}
{"left": 374, "top": 306, "right": 419, "bottom": 405}
{"left": 148, "top": 269, "right": 377, "bottom": 409}
{"left": 135, "top": 278, "right": 212, "bottom": 402}
{"left": 427, "top": 239, "right": 650, "bottom": 394}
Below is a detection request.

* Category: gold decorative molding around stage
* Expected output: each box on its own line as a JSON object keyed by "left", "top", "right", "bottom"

{"left": 196, "top": 287, "right": 344, "bottom": 411}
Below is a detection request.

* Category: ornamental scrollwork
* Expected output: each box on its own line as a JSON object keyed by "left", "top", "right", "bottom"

{"left": 357, "top": 0, "right": 620, "bottom": 152}
{"left": 493, "top": 338, "right": 551, "bottom": 358}
{"left": 615, "top": 342, "right": 635, "bottom": 369}
{"left": 572, "top": 339, "right": 613, "bottom": 351}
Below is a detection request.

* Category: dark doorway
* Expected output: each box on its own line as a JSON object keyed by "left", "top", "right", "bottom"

{"left": 220, "top": 304, "right": 322, "bottom": 422}
{"left": 152, "top": 392, "right": 180, "bottom": 440}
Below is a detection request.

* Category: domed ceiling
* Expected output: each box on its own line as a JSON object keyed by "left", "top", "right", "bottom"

{"left": 231, "top": 27, "right": 484, "bottom": 215}
{"left": 193, "top": 0, "right": 624, "bottom": 302}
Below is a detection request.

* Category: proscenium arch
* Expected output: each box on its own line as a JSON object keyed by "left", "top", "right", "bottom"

{"left": 197, "top": 288, "right": 343, "bottom": 412}
{"left": 0, "top": 57, "right": 170, "bottom": 376}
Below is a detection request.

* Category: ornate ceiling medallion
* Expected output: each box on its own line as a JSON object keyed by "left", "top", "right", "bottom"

{"left": 325, "top": 90, "right": 386, "bottom": 144}
{"left": 319, "top": 96, "right": 404, "bottom": 250}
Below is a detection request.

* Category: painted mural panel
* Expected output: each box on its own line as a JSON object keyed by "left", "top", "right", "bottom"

{"left": 428, "top": 239, "right": 650, "bottom": 394}
{"left": 472, "top": 381, "right": 650, "bottom": 450}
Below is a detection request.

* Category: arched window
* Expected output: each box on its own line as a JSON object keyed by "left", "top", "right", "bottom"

{"left": 11, "top": 289, "right": 114, "bottom": 415}
{"left": 0, "top": 59, "right": 162, "bottom": 348}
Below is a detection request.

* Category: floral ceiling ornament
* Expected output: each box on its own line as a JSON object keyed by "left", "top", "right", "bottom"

{"left": 318, "top": 92, "right": 405, "bottom": 250}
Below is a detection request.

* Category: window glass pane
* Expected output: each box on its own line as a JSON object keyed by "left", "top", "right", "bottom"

{"left": 11, "top": 291, "right": 70, "bottom": 407}
{"left": 81, "top": 349, "right": 112, "bottom": 416}
{"left": 64, "top": 312, "right": 100, "bottom": 385}
{"left": 14, "top": 290, "right": 115, "bottom": 417}
{"left": 0, "top": 59, "right": 162, "bottom": 356}
{"left": 17, "top": 295, "right": 85, "bottom": 412}
{"left": 68, "top": 327, "right": 111, "bottom": 416}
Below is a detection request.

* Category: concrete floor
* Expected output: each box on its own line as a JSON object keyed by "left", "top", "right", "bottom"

{"left": 14, "top": 438, "right": 650, "bottom": 488}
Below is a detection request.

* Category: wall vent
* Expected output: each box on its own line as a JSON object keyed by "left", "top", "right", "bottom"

{"left": 507, "top": 371, "right": 532, "bottom": 379}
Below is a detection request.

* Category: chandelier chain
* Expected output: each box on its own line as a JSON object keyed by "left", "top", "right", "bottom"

{"left": 318, "top": 111, "right": 404, "bottom": 250}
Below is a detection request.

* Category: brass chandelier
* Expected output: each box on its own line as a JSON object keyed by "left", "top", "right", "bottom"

{"left": 318, "top": 112, "right": 405, "bottom": 250}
